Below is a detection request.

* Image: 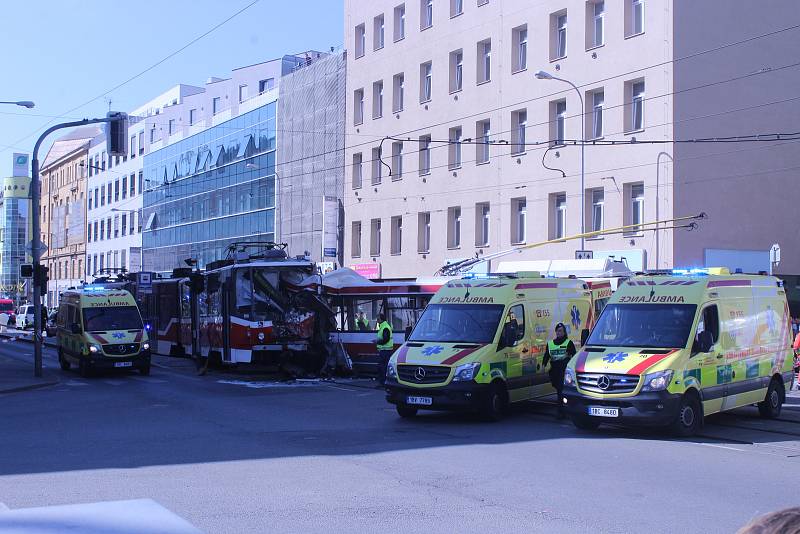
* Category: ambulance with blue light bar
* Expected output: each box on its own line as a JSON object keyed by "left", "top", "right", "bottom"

{"left": 384, "top": 273, "right": 595, "bottom": 420}
{"left": 563, "top": 268, "right": 794, "bottom": 435}
{"left": 56, "top": 287, "right": 151, "bottom": 377}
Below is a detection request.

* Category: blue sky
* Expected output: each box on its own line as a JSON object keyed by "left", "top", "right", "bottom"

{"left": 0, "top": 0, "right": 343, "bottom": 174}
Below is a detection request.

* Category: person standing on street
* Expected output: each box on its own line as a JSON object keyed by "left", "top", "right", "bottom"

{"left": 376, "top": 313, "right": 394, "bottom": 385}
{"left": 357, "top": 311, "right": 369, "bottom": 331}
{"left": 543, "top": 322, "right": 576, "bottom": 418}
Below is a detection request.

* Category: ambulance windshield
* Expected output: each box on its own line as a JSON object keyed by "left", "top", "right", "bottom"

{"left": 587, "top": 303, "right": 697, "bottom": 348}
{"left": 82, "top": 306, "right": 143, "bottom": 332}
{"left": 409, "top": 304, "right": 505, "bottom": 344}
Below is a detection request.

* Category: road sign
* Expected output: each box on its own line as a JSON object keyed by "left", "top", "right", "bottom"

{"left": 25, "top": 241, "right": 47, "bottom": 255}
{"left": 575, "top": 250, "right": 594, "bottom": 260}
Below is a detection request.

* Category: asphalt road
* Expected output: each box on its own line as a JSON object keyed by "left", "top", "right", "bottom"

{"left": 1, "top": 341, "right": 799, "bottom": 533}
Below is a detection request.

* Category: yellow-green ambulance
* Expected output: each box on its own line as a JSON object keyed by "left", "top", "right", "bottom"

{"left": 563, "top": 268, "right": 794, "bottom": 435}
{"left": 385, "top": 274, "right": 594, "bottom": 419}
{"left": 56, "top": 288, "right": 151, "bottom": 377}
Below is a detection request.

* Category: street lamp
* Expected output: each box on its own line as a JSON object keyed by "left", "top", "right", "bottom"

{"left": 0, "top": 101, "right": 35, "bottom": 108}
{"left": 534, "top": 70, "right": 586, "bottom": 252}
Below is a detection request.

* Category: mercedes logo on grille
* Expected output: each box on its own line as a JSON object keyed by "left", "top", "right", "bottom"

{"left": 597, "top": 375, "right": 611, "bottom": 390}
{"left": 414, "top": 367, "right": 427, "bottom": 381}
{"left": 119, "top": 344, "right": 127, "bottom": 353}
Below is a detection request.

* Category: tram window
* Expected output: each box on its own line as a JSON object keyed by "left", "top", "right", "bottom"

{"left": 234, "top": 269, "right": 253, "bottom": 319}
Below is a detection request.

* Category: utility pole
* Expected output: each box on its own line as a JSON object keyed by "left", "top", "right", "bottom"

{"left": 31, "top": 113, "right": 127, "bottom": 377}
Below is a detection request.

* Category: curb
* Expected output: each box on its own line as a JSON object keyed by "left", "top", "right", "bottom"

{"left": 0, "top": 380, "right": 60, "bottom": 395}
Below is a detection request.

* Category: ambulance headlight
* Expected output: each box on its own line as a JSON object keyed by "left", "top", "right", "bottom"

{"left": 88, "top": 344, "right": 101, "bottom": 354}
{"left": 563, "top": 368, "right": 576, "bottom": 387}
{"left": 386, "top": 361, "right": 396, "bottom": 379}
{"left": 452, "top": 362, "right": 481, "bottom": 382}
{"left": 641, "top": 370, "right": 674, "bottom": 392}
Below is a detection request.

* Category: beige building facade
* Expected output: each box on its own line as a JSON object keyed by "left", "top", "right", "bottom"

{"left": 40, "top": 126, "right": 102, "bottom": 307}
{"left": 343, "top": 0, "right": 800, "bottom": 278}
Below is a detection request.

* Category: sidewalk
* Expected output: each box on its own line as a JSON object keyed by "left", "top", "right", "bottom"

{"left": 0, "top": 338, "right": 59, "bottom": 394}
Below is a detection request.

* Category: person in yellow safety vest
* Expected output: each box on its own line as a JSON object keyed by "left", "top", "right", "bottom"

{"left": 376, "top": 313, "right": 394, "bottom": 385}
{"left": 543, "top": 322, "right": 577, "bottom": 418}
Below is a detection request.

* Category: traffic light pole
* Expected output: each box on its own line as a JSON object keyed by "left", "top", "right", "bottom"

{"left": 31, "top": 116, "right": 122, "bottom": 377}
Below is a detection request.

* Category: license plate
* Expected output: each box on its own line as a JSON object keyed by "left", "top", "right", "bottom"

{"left": 114, "top": 361, "right": 133, "bottom": 368}
{"left": 588, "top": 406, "right": 619, "bottom": 417}
{"left": 406, "top": 396, "right": 432, "bottom": 406}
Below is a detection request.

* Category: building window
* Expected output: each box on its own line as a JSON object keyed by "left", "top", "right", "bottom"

{"left": 626, "top": 182, "right": 645, "bottom": 231}
{"left": 371, "top": 146, "right": 383, "bottom": 185}
{"left": 150, "top": 126, "right": 157, "bottom": 143}
{"left": 138, "top": 172, "right": 143, "bottom": 195}
{"left": 354, "top": 88, "right": 364, "bottom": 125}
{"left": 130, "top": 174, "right": 136, "bottom": 197}
{"left": 370, "top": 218, "right": 382, "bottom": 256}
{"left": 420, "top": 61, "right": 432, "bottom": 103}
{"left": 477, "top": 39, "right": 491, "bottom": 83}
{"left": 212, "top": 96, "right": 221, "bottom": 115}
{"left": 88, "top": 194, "right": 93, "bottom": 210}
{"left": 130, "top": 135, "right": 136, "bottom": 158}
{"left": 189, "top": 108, "right": 197, "bottom": 125}
{"left": 391, "top": 141, "right": 403, "bottom": 179}
{"left": 238, "top": 84, "right": 248, "bottom": 103}
{"left": 418, "top": 212, "right": 431, "bottom": 253}
{"left": 590, "top": 90, "right": 603, "bottom": 139}
{"left": 587, "top": 1, "right": 604, "bottom": 49}
{"left": 122, "top": 176, "right": 127, "bottom": 199}
{"left": 513, "top": 25, "right": 528, "bottom": 72}
{"left": 374, "top": 14, "right": 385, "bottom": 50}
{"left": 107, "top": 183, "right": 112, "bottom": 205}
{"left": 391, "top": 216, "right": 403, "bottom": 255}
{"left": 478, "top": 0, "right": 488, "bottom": 5}
{"left": 93, "top": 221, "right": 98, "bottom": 243}
{"left": 355, "top": 23, "right": 366, "bottom": 57}
{"left": 107, "top": 217, "right": 112, "bottom": 239}
{"left": 511, "top": 197, "right": 527, "bottom": 244}
{"left": 449, "top": 50, "right": 463, "bottom": 93}
{"left": 100, "top": 185, "right": 105, "bottom": 206}
{"left": 421, "top": 0, "right": 433, "bottom": 29}
{"left": 447, "top": 206, "right": 461, "bottom": 249}
{"left": 259, "top": 78, "right": 274, "bottom": 93}
{"left": 168, "top": 119, "right": 176, "bottom": 135}
{"left": 419, "top": 135, "right": 431, "bottom": 175}
{"left": 551, "top": 193, "right": 567, "bottom": 240}
{"left": 352, "top": 152, "right": 363, "bottom": 189}
{"left": 551, "top": 11, "right": 568, "bottom": 60}
{"left": 394, "top": 4, "right": 406, "bottom": 41}
{"left": 476, "top": 119, "right": 490, "bottom": 164}
{"left": 87, "top": 223, "right": 92, "bottom": 242}
{"left": 590, "top": 188, "right": 604, "bottom": 232}
{"left": 121, "top": 250, "right": 126, "bottom": 271}
{"left": 450, "top": 0, "right": 463, "bottom": 17}
{"left": 393, "top": 73, "right": 404, "bottom": 112}
{"left": 351, "top": 221, "right": 362, "bottom": 257}
{"left": 113, "top": 215, "right": 119, "bottom": 238}
{"left": 627, "top": 0, "right": 644, "bottom": 36}
{"left": 138, "top": 131, "right": 144, "bottom": 155}
{"left": 114, "top": 180, "right": 119, "bottom": 202}
{"left": 122, "top": 214, "right": 127, "bottom": 237}
{"left": 448, "top": 126, "right": 462, "bottom": 169}
{"left": 475, "top": 202, "right": 490, "bottom": 246}
{"left": 551, "top": 100, "right": 567, "bottom": 145}
{"left": 628, "top": 80, "right": 645, "bottom": 131}
{"left": 372, "top": 80, "right": 384, "bottom": 119}
{"left": 100, "top": 219, "right": 105, "bottom": 241}
{"left": 511, "top": 109, "right": 527, "bottom": 155}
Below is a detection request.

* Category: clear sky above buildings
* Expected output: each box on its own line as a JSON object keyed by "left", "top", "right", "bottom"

{"left": 0, "top": 0, "right": 344, "bottom": 174}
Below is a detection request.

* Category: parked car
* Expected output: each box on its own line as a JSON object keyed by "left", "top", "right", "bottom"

{"left": 0, "top": 299, "right": 15, "bottom": 326}
{"left": 45, "top": 309, "right": 58, "bottom": 337}
{"left": 15, "top": 305, "right": 45, "bottom": 330}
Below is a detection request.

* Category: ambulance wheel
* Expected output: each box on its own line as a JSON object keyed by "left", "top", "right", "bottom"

{"left": 758, "top": 378, "right": 783, "bottom": 419}
{"left": 671, "top": 393, "right": 702, "bottom": 437}
{"left": 480, "top": 382, "right": 508, "bottom": 422}
{"left": 571, "top": 415, "right": 600, "bottom": 431}
{"left": 396, "top": 404, "right": 418, "bottom": 419}
{"left": 58, "top": 350, "right": 70, "bottom": 371}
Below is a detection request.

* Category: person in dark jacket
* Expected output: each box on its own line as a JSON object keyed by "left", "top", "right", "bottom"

{"left": 376, "top": 313, "right": 394, "bottom": 385}
{"left": 542, "top": 322, "right": 576, "bottom": 418}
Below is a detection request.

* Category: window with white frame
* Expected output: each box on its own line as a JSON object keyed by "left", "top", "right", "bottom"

{"left": 591, "top": 90, "right": 604, "bottom": 139}
{"left": 450, "top": 0, "right": 463, "bottom": 17}
{"left": 374, "top": 14, "right": 385, "bottom": 50}
{"left": 478, "top": 0, "right": 488, "bottom": 5}
{"left": 138, "top": 131, "right": 144, "bottom": 154}
{"left": 418, "top": 212, "right": 431, "bottom": 252}
{"left": 212, "top": 97, "right": 221, "bottom": 115}
{"left": 391, "top": 141, "right": 403, "bottom": 179}
{"left": 355, "top": 24, "right": 366, "bottom": 57}
{"left": 370, "top": 218, "right": 382, "bottom": 256}
{"left": 448, "top": 126, "right": 462, "bottom": 169}
{"left": 627, "top": 0, "right": 644, "bottom": 36}
{"left": 447, "top": 206, "right": 462, "bottom": 248}
{"left": 477, "top": 39, "right": 491, "bottom": 83}
{"left": 590, "top": 188, "right": 604, "bottom": 232}
{"left": 511, "top": 197, "right": 527, "bottom": 244}
{"left": 372, "top": 80, "right": 384, "bottom": 118}
{"left": 419, "top": 135, "right": 431, "bottom": 174}
{"left": 421, "top": 0, "right": 433, "bottom": 29}
{"left": 551, "top": 11, "right": 568, "bottom": 60}
{"left": 552, "top": 100, "right": 567, "bottom": 145}
{"left": 391, "top": 216, "right": 403, "bottom": 254}
{"left": 420, "top": 61, "right": 432, "bottom": 102}
{"left": 450, "top": 50, "right": 463, "bottom": 93}
{"left": 631, "top": 80, "right": 645, "bottom": 131}
{"left": 476, "top": 119, "right": 490, "bottom": 163}
{"left": 394, "top": 4, "right": 406, "bottom": 41}
{"left": 511, "top": 109, "right": 527, "bottom": 155}
{"left": 352, "top": 221, "right": 362, "bottom": 257}
{"left": 393, "top": 73, "right": 404, "bottom": 112}
{"left": 587, "top": 1, "right": 604, "bottom": 48}
{"left": 354, "top": 88, "right": 364, "bottom": 125}
{"left": 631, "top": 183, "right": 644, "bottom": 229}
{"left": 371, "top": 146, "right": 383, "bottom": 185}
{"left": 238, "top": 84, "right": 248, "bottom": 103}
{"left": 552, "top": 193, "right": 567, "bottom": 239}
{"left": 259, "top": 78, "right": 274, "bottom": 93}
{"left": 476, "top": 202, "right": 490, "bottom": 246}
{"left": 513, "top": 25, "right": 528, "bottom": 72}
{"left": 352, "top": 152, "right": 363, "bottom": 188}
{"left": 168, "top": 119, "right": 176, "bottom": 135}
{"left": 189, "top": 108, "right": 197, "bottom": 125}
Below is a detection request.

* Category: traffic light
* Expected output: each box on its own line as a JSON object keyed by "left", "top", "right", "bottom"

{"left": 105, "top": 111, "right": 128, "bottom": 157}
{"left": 33, "top": 265, "right": 49, "bottom": 286}
{"left": 19, "top": 264, "right": 33, "bottom": 279}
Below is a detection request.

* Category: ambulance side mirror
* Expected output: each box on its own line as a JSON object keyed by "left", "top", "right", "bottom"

{"left": 580, "top": 329, "right": 590, "bottom": 346}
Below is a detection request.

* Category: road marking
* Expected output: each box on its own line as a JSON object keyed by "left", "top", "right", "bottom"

{"left": 698, "top": 443, "right": 748, "bottom": 453}
{"left": 217, "top": 379, "right": 322, "bottom": 389}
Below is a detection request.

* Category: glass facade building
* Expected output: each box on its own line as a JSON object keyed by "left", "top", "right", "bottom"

{"left": 0, "top": 177, "right": 31, "bottom": 302}
{"left": 142, "top": 102, "right": 277, "bottom": 272}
